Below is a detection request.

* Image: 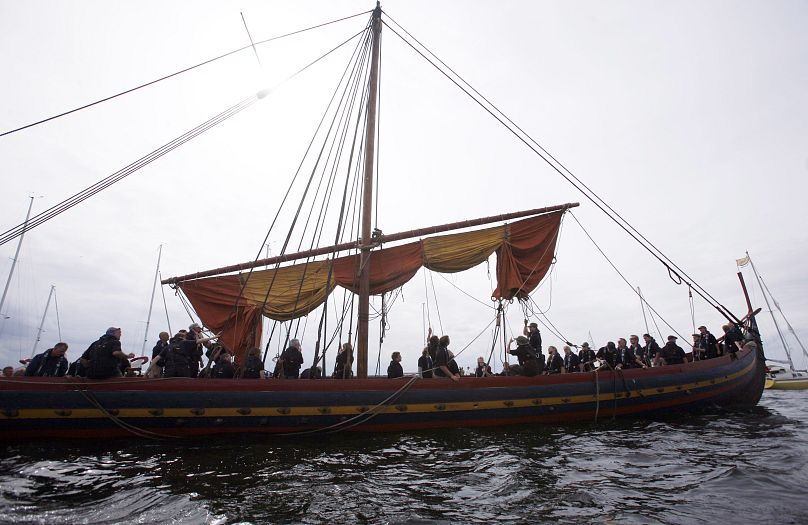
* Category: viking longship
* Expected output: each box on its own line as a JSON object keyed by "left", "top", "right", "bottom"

{"left": 0, "top": 4, "right": 765, "bottom": 441}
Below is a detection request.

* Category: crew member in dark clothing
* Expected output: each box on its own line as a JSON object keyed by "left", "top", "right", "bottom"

{"left": 508, "top": 336, "right": 543, "bottom": 377}
{"left": 615, "top": 338, "right": 640, "bottom": 369}
{"left": 300, "top": 365, "right": 322, "bottom": 379}
{"left": 447, "top": 351, "right": 461, "bottom": 376}
{"left": 475, "top": 356, "right": 492, "bottom": 377}
{"left": 279, "top": 339, "right": 304, "bottom": 379}
{"left": 545, "top": 346, "right": 564, "bottom": 374}
{"left": 426, "top": 328, "right": 440, "bottom": 361}
{"left": 562, "top": 346, "right": 580, "bottom": 373}
{"left": 241, "top": 347, "right": 265, "bottom": 379}
{"left": 434, "top": 335, "right": 460, "bottom": 381}
{"left": 578, "top": 342, "right": 597, "bottom": 372}
{"left": 722, "top": 323, "right": 745, "bottom": 355}
{"left": 660, "top": 335, "right": 686, "bottom": 365}
{"left": 524, "top": 322, "right": 542, "bottom": 355}
{"left": 80, "top": 327, "right": 132, "bottom": 379}
{"left": 25, "top": 343, "right": 69, "bottom": 377}
{"left": 151, "top": 331, "right": 169, "bottom": 374}
{"left": 387, "top": 351, "right": 404, "bottom": 378}
{"left": 156, "top": 333, "right": 191, "bottom": 377}
{"left": 596, "top": 342, "right": 618, "bottom": 369}
{"left": 629, "top": 335, "right": 647, "bottom": 367}
{"left": 212, "top": 352, "right": 236, "bottom": 379}
{"left": 186, "top": 323, "right": 209, "bottom": 378}
{"left": 418, "top": 348, "right": 434, "bottom": 378}
{"left": 642, "top": 334, "right": 661, "bottom": 367}
{"left": 333, "top": 343, "right": 353, "bottom": 379}
{"left": 698, "top": 325, "right": 719, "bottom": 359}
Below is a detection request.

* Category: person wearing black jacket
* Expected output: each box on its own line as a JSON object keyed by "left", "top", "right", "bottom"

{"left": 660, "top": 336, "right": 686, "bottom": 365}
{"left": 333, "top": 342, "right": 353, "bottom": 379}
{"left": 508, "top": 336, "right": 543, "bottom": 377}
{"left": 578, "top": 342, "right": 597, "bottom": 371}
{"left": 25, "top": 343, "right": 69, "bottom": 377}
{"left": 435, "top": 335, "right": 460, "bottom": 381}
{"left": 279, "top": 339, "right": 304, "bottom": 379}
{"left": 722, "top": 323, "right": 745, "bottom": 355}
{"left": 418, "top": 348, "right": 434, "bottom": 378}
{"left": 80, "top": 327, "right": 132, "bottom": 379}
{"left": 524, "top": 322, "right": 542, "bottom": 355}
{"left": 474, "top": 356, "right": 492, "bottom": 377}
{"left": 562, "top": 346, "right": 580, "bottom": 373}
{"left": 545, "top": 346, "right": 564, "bottom": 374}
{"left": 387, "top": 351, "right": 404, "bottom": 378}
{"left": 698, "top": 325, "right": 720, "bottom": 359}
{"left": 642, "top": 334, "right": 661, "bottom": 366}
{"left": 629, "top": 335, "right": 647, "bottom": 367}
{"left": 616, "top": 338, "right": 643, "bottom": 369}
{"left": 596, "top": 342, "right": 619, "bottom": 369}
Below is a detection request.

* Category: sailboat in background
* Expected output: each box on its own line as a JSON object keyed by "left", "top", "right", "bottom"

{"left": 0, "top": 5, "right": 767, "bottom": 441}
{"left": 737, "top": 253, "right": 808, "bottom": 390}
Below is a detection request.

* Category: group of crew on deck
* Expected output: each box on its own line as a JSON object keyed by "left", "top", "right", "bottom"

{"left": 6, "top": 319, "right": 746, "bottom": 380}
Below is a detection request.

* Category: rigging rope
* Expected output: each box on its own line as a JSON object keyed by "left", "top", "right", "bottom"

{"left": 0, "top": 10, "right": 372, "bottom": 138}
{"left": 381, "top": 12, "right": 738, "bottom": 324}
{"left": 0, "top": 27, "right": 368, "bottom": 247}
{"left": 568, "top": 211, "right": 687, "bottom": 341}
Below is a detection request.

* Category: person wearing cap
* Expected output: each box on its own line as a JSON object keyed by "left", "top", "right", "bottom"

{"left": 562, "top": 345, "right": 580, "bottom": 373}
{"left": 80, "top": 327, "right": 133, "bottom": 379}
{"left": 596, "top": 342, "right": 618, "bottom": 369}
{"left": 578, "top": 342, "right": 597, "bottom": 371}
{"left": 508, "top": 336, "right": 543, "bottom": 376}
{"left": 697, "top": 325, "right": 719, "bottom": 360}
{"left": 642, "top": 334, "right": 661, "bottom": 367}
{"left": 523, "top": 321, "right": 542, "bottom": 355}
{"left": 659, "top": 335, "right": 686, "bottom": 365}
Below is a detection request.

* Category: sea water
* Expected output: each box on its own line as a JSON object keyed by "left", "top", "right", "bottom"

{"left": 1, "top": 390, "right": 806, "bottom": 524}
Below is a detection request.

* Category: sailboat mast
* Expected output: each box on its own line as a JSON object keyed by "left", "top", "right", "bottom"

{"left": 140, "top": 244, "right": 163, "bottom": 357}
{"left": 31, "top": 285, "right": 55, "bottom": 357}
{"left": 356, "top": 2, "right": 382, "bottom": 379}
{"left": 747, "top": 251, "right": 793, "bottom": 370}
{"left": 0, "top": 196, "right": 34, "bottom": 318}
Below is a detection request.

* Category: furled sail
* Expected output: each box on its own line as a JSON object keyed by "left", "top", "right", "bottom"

{"left": 180, "top": 211, "right": 563, "bottom": 355}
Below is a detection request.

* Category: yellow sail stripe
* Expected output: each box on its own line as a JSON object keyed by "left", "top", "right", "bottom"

{"left": 1, "top": 360, "right": 754, "bottom": 420}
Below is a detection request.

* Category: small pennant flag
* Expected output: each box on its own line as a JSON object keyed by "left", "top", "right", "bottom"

{"left": 736, "top": 255, "right": 751, "bottom": 267}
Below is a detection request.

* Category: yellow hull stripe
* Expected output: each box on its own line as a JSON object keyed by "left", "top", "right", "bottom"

{"left": 2, "top": 359, "right": 755, "bottom": 420}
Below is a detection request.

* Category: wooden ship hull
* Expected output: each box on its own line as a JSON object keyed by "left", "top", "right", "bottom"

{"left": 0, "top": 342, "right": 765, "bottom": 441}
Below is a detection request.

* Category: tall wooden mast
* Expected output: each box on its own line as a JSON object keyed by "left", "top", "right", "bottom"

{"left": 357, "top": 2, "right": 382, "bottom": 378}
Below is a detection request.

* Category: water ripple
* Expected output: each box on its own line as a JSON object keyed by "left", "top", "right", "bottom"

{"left": 1, "top": 391, "right": 806, "bottom": 524}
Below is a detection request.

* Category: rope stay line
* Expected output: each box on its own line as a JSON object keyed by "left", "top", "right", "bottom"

{"left": 381, "top": 11, "right": 738, "bottom": 324}
{"left": 0, "top": 26, "right": 368, "bottom": 248}
{"left": 568, "top": 211, "right": 687, "bottom": 341}
{"left": 0, "top": 10, "right": 372, "bottom": 138}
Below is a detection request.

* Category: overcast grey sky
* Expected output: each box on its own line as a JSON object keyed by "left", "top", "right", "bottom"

{"left": 1, "top": 0, "right": 807, "bottom": 373}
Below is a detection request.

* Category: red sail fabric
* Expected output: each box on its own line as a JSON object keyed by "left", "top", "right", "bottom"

{"left": 179, "top": 276, "right": 262, "bottom": 361}
{"left": 179, "top": 211, "right": 564, "bottom": 356}
{"left": 494, "top": 212, "right": 562, "bottom": 300}
{"left": 332, "top": 242, "right": 424, "bottom": 295}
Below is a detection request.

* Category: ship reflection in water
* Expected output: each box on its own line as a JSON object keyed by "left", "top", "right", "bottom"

{"left": 1, "top": 391, "right": 805, "bottom": 524}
